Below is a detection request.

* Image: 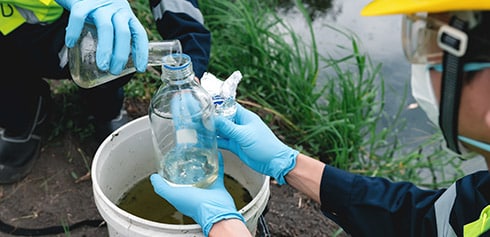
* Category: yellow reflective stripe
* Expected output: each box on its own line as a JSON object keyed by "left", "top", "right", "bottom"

{"left": 0, "top": 3, "right": 25, "bottom": 35}
{"left": 0, "top": 0, "right": 63, "bottom": 35}
{"left": 464, "top": 205, "right": 490, "bottom": 237}
{"left": 0, "top": 0, "right": 60, "bottom": 8}
{"left": 33, "top": 4, "right": 54, "bottom": 21}
{"left": 40, "top": 0, "right": 55, "bottom": 5}
{"left": 13, "top": 0, "right": 63, "bottom": 22}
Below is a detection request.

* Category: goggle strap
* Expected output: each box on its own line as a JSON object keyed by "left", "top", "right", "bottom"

{"left": 438, "top": 25, "right": 468, "bottom": 57}
{"left": 439, "top": 16, "right": 467, "bottom": 155}
{"left": 459, "top": 136, "right": 490, "bottom": 153}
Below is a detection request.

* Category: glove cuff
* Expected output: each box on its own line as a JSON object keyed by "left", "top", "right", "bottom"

{"left": 275, "top": 149, "right": 299, "bottom": 185}
{"left": 203, "top": 212, "right": 245, "bottom": 237}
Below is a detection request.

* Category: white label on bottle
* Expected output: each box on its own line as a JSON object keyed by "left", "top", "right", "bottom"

{"left": 176, "top": 129, "right": 197, "bottom": 144}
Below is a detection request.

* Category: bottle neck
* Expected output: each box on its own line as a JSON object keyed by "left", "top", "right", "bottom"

{"left": 161, "top": 54, "right": 195, "bottom": 85}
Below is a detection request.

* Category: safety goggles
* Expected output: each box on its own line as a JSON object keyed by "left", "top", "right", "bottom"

{"left": 402, "top": 13, "right": 468, "bottom": 64}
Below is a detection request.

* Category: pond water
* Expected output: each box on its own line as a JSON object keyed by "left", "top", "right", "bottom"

{"left": 278, "top": 0, "right": 485, "bottom": 174}
{"left": 278, "top": 0, "right": 435, "bottom": 146}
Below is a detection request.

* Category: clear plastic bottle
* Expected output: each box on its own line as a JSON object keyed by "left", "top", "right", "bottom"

{"left": 201, "top": 71, "right": 242, "bottom": 121}
{"left": 149, "top": 53, "right": 218, "bottom": 188}
{"left": 69, "top": 23, "right": 182, "bottom": 88}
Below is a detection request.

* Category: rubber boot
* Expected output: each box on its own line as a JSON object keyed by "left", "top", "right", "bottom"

{"left": 0, "top": 95, "right": 49, "bottom": 184}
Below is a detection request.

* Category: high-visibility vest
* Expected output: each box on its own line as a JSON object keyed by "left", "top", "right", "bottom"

{"left": 0, "top": 0, "right": 63, "bottom": 35}
{"left": 464, "top": 205, "right": 490, "bottom": 237}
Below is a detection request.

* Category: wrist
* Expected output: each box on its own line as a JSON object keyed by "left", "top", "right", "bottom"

{"left": 285, "top": 153, "right": 325, "bottom": 203}
{"left": 203, "top": 212, "right": 245, "bottom": 237}
{"left": 208, "top": 218, "right": 252, "bottom": 237}
{"left": 275, "top": 149, "right": 299, "bottom": 185}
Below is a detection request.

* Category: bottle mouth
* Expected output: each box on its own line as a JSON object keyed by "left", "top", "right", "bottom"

{"left": 162, "top": 53, "right": 190, "bottom": 70}
{"left": 161, "top": 53, "right": 194, "bottom": 82}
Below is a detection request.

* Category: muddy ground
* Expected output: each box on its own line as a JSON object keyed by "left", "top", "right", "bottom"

{"left": 0, "top": 97, "right": 349, "bottom": 237}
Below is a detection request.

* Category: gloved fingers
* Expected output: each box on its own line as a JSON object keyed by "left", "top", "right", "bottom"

{"left": 171, "top": 92, "right": 203, "bottom": 131}
{"left": 91, "top": 8, "right": 116, "bottom": 72}
{"left": 64, "top": 1, "right": 93, "bottom": 48}
{"left": 150, "top": 173, "right": 202, "bottom": 203}
{"left": 150, "top": 173, "right": 195, "bottom": 204}
{"left": 150, "top": 153, "right": 243, "bottom": 235}
{"left": 149, "top": 173, "right": 199, "bottom": 219}
{"left": 128, "top": 16, "right": 149, "bottom": 73}
{"left": 182, "top": 92, "right": 203, "bottom": 118}
{"left": 234, "top": 103, "right": 265, "bottom": 126}
{"left": 150, "top": 153, "right": 225, "bottom": 202}
{"left": 234, "top": 104, "right": 282, "bottom": 146}
{"left": 215, "top": 115, "right": 249, "bottom": 157}
{"left": 233, "top": 103, "right": 246, "bottom": 124}
{"left": 217, "top": 135, "right": 231, "bottom": 151}
{"left": 149, "top": 173, "right": 172, "bottom": 198}
{"left": 170, "top": 92, "right": 197, "bottom": 117}
{"left": 63, "top": 0, "right": 148, "bottom": 74}
{"left": 110, "top": 10, "right": 133, "bottom": 75}
{"left": 215, "top": 119, "right": 242, "bottom": 157}
{"left": 216, "top": 138, "right": 246, "bottom": 173}
{"left": 215, "top": 115, "right": 239, "bottom": 140}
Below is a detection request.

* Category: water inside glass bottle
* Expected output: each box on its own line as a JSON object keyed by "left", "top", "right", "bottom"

{"left": 68, "top": 23, "right": 182, "bottom": 88}
{"left": 149, "top": 54, "right": 219, "bottom": 188}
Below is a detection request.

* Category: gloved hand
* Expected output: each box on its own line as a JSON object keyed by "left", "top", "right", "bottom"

{"left": 170, "top": 89, "right": 214, "bottom": 146}
{"left": 56, "top": 0, "right": 149, "bottom": 75}
{"left": 215, "top": 103, "right": 299, "bottom": 185}
{"left": 150, "top": 153, "right": 244, "bottom": 237}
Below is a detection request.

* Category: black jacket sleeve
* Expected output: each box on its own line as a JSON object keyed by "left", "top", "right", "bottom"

{"left": 319, "top": 165, "right": 446, "bottom": 236}
{"left": 149, "top": 0, "right": 211, "bottom": 79}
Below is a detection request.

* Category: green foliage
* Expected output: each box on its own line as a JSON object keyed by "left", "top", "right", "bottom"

{"left": 126, "top": 0, "right": 165, "bottom": 99}
{"left": 48, "top": 81, "right": 95, "bottom": 141}
{"left": 199, "top": 0, "right": 464, "bottom": 187}
{"left": 201, "top": 0, "right": 319, "bottom": 143}
{"left": 45, "top": 0, "right": 464, "bottom": 188}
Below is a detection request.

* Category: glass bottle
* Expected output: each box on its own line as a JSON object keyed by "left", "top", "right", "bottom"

{"left": 68, "top": 23, "right": 182, "bottom": 88}
{"left": 149, "top": 53, "right": 219, "bottom": 188}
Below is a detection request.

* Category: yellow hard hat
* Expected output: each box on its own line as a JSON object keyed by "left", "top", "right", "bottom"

{"left": 361, "top": 0, "right": 490, "bottom": 16}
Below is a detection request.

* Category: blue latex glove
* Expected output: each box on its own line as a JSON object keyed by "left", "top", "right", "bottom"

{"left": 170, "top": 89, "right": 215, "bottom": 146}
{"left": 150, "top": 153, "right": 244, "bottom": 237}
{"left": 215, "top": 103, "right": 299, "bottom": 185}
{"left": 56, "top": 0, "right": 149, "bottom": 75}
{"left": 171, "top": 90, "right": 204, "bottom": 132}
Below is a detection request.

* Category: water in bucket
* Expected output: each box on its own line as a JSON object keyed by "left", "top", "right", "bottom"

{"left": 117, "top": 173, "right": 252, "bottom": 224}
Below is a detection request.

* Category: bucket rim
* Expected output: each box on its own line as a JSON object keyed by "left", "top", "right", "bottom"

{"left": 92, "top": 116, "right": 203, "bottom": 230}
{"left": 91, "top": 115, "right": 271, "bottom": 231}
{"left": 239, "top": 175, "right": 270, "bottom": 215}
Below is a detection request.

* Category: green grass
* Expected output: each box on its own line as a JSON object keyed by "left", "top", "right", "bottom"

{"left": 48, "top": 0, "right": 466, "bottom": 189}
{"left": 197, "top": 0, "right": 466, "bottom": 187}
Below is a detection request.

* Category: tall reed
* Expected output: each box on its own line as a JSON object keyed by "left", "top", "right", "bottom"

{"left": 197, "top": 0, "right": 465, "bottom": 187}
{"left": 51, "top": 0, "right": 465, "bottom": 188}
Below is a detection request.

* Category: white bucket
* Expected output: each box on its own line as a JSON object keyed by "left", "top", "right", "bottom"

{"left": 92, "top": 115, "right": 270, "bottom": 237}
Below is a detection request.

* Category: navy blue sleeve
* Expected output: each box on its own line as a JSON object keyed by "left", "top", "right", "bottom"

{"left": 149, "top": 0, "right": 211, "bottom": 79}
{"left": 319, "top": 165, "right": 445, "bottom": 236}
